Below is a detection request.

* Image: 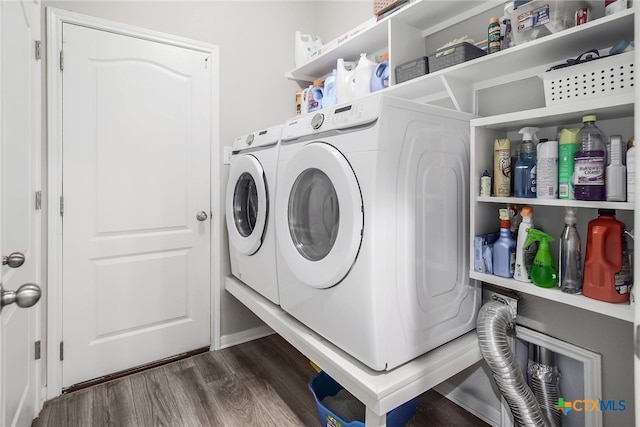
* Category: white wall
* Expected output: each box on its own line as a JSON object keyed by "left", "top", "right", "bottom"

{"left": 313, "top": 1, "right": 372, "bottom": 44}
{"left": 41, "top": 0, "right": 373, "bottom": 346}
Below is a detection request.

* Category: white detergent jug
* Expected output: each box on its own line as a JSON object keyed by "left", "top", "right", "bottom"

{"left": 294, "top": 31, "right": 322, "bottom": 68}
{"left": 336, "top": 58, "right": 356, "bottom": 104}
{"left": 353, "top": 53, "right": 377, "bottom": 98}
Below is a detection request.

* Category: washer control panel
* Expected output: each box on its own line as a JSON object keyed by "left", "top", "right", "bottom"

{"left": 281, "top": 95, "right": 381, "bottom": 141}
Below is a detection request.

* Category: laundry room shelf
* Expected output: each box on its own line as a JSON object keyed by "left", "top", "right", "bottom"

{"left": 286, "top": 1, "right": 498, "bottom": 82}
{"left": 287, "top": 4, "right": 634, "bottom": 109}
{"left": 469, "top": 272, "right": 634, "bottom": 323}
{"left": 475, "top": 196, "right": 635, "bottom": 211}
{"left": 224, "top": 275, "right": 483, "bottom": 426}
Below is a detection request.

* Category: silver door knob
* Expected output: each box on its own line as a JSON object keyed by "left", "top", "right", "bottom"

{"left": 0, "top": 283, "right": 41, "bottom": 314}
{"left": 196, "top": 211, "right": 208, "bottom": 221}
{"left": 2, "top": 252, "right": 25, "bottom": 268}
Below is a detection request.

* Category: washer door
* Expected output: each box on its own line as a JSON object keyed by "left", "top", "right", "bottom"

{"left": 277, "top": 142, "right": 363, "bottom": 289}
{"left": 226, "top": 154, "right": 268, "bottom": 255}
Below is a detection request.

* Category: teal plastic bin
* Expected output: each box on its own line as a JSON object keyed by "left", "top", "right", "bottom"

{"left": 308, "top": 370, "right": 419, "bottom": 427}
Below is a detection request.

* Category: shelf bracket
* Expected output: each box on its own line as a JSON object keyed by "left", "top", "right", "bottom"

{"left": 439, "top": 74, "right": 474, "bottom": 114}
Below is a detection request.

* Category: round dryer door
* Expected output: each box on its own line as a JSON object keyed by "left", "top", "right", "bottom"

{"left": 226, "top": 154, "right": 268, "bottom": 255}
{"left": 277, "top": 142, "right": 363, "bottom": 289}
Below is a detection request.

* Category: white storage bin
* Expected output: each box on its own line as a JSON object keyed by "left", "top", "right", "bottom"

{"left": 539, "top": 50, "right": 635, "bottom": 106}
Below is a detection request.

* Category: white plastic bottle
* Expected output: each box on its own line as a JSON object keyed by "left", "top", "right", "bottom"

{"left": 514, "top": 206, "right": 534, "bottom": 282}
{"left": 627, "top": 138, "right": 636, "bottom": 203}
{"left": 294, "top": 31, "right": 322, "bottom": 68}
{"left": 353, "top": 53, "right": 377, "bottom": 98}
{"left": 536, "top": 139, "right": 558, "bottom": 199}
{"left": 606, "top": 134, "right": 626, "bottom": 201}
{"left": 336, "top": 58, "right": 356, "bottom": 104}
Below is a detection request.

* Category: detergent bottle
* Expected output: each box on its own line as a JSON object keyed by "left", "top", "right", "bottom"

{"left": 524, "top": 228, "right": 558, "bottom": 288}
{"left": 322, "top": 69, "right": 337, "bottom": 108}
{"left": 294, "top": 31, "right": 322, "bottom": 68}
{"left": 583, "top": 209, "right": 631, "bottom": 302}
{"left": 492, "top": 208, "right": 516, "bottom": 278}
{"left": 300, "top": 86, "right": 312, "bottom": 115}
{"left": 514, "top": 127, "right": 539, "bottom": 198}
{"left": 308, "top": 80, "right": 324, "bottom": 113}
{"left": 370, "top": 53, "right": 389, "bottom": 92}
{"left": 353, "top": 53, "right": 377, "bottom": 99}
{"left": 336, "top": 58, "right": 356, "bottom": 104}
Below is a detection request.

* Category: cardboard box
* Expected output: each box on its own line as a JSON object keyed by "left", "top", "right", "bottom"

{"left": 474, "top": 232, "right": 500, "bottom": 274}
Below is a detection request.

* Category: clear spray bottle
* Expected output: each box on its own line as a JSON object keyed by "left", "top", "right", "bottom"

{"left": 559, "top": 207, "right": 583, "bottom": 294}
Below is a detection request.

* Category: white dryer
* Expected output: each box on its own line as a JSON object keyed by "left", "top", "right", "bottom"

{"left": 275, "top": 95, "right": 480, "bottom": 371}
{"left": 226, "top": 125, "right": 281, "bottom": 304}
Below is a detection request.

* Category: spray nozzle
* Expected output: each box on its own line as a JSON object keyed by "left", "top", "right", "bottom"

{"left": 524, "top": 228, "right": 554, "bottom": 249}
{"left": 519, "top": 126, "right": 540, "bottom": 143}
{"left": 524, "top": 228, "right": 558, "bottom": 288}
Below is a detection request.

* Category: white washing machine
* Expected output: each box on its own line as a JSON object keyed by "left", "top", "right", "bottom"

{"left": 226, "top": 125, "right": 281, "bottom": 304}
{"left": 275, "top": 95, "right": 480, "bottom": 371}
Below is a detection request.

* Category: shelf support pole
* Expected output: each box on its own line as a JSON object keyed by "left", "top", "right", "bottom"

{"left": 365, "top": 406, "right": 387, "bottom": 427}
{"left": 439, "top": 74, "right": 474, "bottom": 114}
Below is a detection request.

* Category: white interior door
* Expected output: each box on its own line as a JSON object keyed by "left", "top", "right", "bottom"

{"left": 1, "top": 0, "right": 42, "bottom": 425}
{"left": 61, "top": 22, "right": 212, "bottom": 388}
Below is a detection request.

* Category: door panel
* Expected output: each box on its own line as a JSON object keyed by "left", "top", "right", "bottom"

{"left": 275, "top": 142, "right": 363, "bottom": 289}
{"left": 62, "top": 23, "right": 211, "bottom": 387}
{"left": 226, "top": 154, "right": 268, "bottom": 255}
{"left": 1, "top": 0, "right": 41, "bottom": 425}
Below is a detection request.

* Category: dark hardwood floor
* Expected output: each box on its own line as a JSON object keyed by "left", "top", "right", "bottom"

{"left": 33, "top": 334, "right": 490, "bottom": 427}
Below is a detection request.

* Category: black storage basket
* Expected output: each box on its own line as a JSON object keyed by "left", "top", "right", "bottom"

{"left": 428, "top": 42, "right": 486, "bottom": 72}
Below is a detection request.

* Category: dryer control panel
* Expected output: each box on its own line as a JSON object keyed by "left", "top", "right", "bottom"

{"left": 281, "top": 95, "right": 381, "bottom": 141}
{"left": 233, "top": 124, "right": 282, "bottom": 151}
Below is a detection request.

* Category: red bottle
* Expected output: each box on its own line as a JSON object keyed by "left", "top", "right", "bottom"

{"left": 582, "top": 209, "right": 630, "bottom": 303}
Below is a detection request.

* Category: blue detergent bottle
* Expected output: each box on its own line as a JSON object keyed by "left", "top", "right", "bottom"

{"left": 322, "top": 69, "right": 337, "bottom": 108}
{"left": 493, "top": 208, "right": 517, "bottom": 278}
{"left": 370, "top": 54, "right": 389, "bottom": 92}
{"left": 308, "top": 80, "right": 324, "bottom": 112}
{"left": 514, "top": 126, "right": 539, "bottom": 198}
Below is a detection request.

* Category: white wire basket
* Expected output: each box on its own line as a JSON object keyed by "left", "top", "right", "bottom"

{"left": 540, "top": 50, "right": 635, "bottom": 106}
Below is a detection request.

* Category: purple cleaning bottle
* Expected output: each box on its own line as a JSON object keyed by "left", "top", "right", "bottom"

{"left": 574, "top": 115, "right": 606, "bottom": 201}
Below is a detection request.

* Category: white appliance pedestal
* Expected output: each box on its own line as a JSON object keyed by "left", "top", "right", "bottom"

{"left": 225, "top": 275, "right": 482, "bottom": 427}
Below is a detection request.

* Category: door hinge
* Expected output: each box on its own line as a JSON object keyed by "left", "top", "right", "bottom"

{"left": 59, "top": 50, "right": 64, "bottom": 71}
{"left": 60, "top": 341, "right": 64, "bottom": 361}
{"left": 35, "top": 191, "right": 42, "bottom": 210}
{"left": 60, "top": 195, "right": 64, "bottom": 217}
{"left": 35, "top": 41, "right": 42, "bottom": 60}
{"left": 35, "top": 341, "right": 41, "bottom": 360}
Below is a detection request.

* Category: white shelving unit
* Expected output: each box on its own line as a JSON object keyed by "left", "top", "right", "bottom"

{"left": 286, "top": 1, "right": 498, "bottom": 83}
{"left": 470, "top": 92, "right": 635, "bottom": 323}
{"left": 287, "top": 3, "right": 635, "bottom": 114}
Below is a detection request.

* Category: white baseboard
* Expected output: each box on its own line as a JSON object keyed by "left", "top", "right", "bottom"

{"left": 434, "top": 382, "right": 502, "bottom": 427}
{"left": 218, "top": 325, "right": 274, "bottom": 349}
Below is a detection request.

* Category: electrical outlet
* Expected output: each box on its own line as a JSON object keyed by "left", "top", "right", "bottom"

{"left": 223, "top": 146, "right": 232, "bottom": 165}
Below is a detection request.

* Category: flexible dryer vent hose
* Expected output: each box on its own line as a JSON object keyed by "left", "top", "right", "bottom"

{"left": 477, "top": 299, "right": 549, "bottom": 427}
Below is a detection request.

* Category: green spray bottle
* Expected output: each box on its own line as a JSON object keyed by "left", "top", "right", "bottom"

{"left": 523, "top": 228, "right": 558, "bottom": 288}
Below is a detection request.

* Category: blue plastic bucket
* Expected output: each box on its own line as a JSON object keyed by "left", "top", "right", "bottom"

{"left": 308, "top": 371, "right": 419, "bottom": 427}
